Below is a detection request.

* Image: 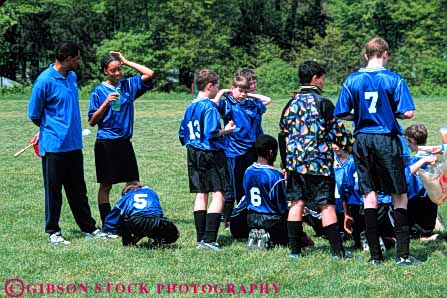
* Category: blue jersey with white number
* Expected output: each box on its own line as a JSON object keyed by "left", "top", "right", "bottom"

{"left": 178, "top": 97, "right": 225, "bottom": 151}
{"left": 103, "top": 187, "right": 163, "bottom": 234}
{"left": 334, "top": 67, "right": 415, "bottom": 135}
{"left": 217, "top": 93, "right": 266, "bottom": 157}
{"left": 88, "top": 76, "right": 153, "bottom": 140}
{"left": 243, "top": 163, "right": 288, "bottom": 215}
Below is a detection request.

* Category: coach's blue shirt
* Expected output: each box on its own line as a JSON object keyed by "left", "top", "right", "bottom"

{"left": 179, "top": 97, "right": 225, "bottom": 151}
{"left": 28, "top": 64, "right": 82, "bottom": 156}
{"left": 88, "top": 75, "right": 153, "bottom": 140}
{"left": 334, "top": 67, "right": 415, "bottom": 135}
{"left": 218, "top": 94, "right": 266, "bottom": 157}
{"left": 243, "top": 163, "right": 288, "bottom": 215}
{"left": 104, "top": 186, "right": 163, "bottom": 234}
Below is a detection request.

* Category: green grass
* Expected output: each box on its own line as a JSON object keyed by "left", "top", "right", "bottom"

{"left": 1, "top": 96, "right": 447, "bottom": 298}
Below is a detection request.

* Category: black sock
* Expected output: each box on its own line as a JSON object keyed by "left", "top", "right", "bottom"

{"left": 202, "top": 213, "right": 221, "bottom": 243}
{"left": 324, "top": 223, "right": 343, "bottom": 256}
{"left": 364, "top": 208, "right": 383, "bottom": 260}
{"left": 98, "top": 203, "right": 111, "bottom": 226}
{"left": 288, "top": 221, "right": 303, "bottom": 255}
{"left": 193, "top": 210, "right": 207, "bottom": 242}
{"left": 394, "top": 208, "right": 410, "bottom": 259}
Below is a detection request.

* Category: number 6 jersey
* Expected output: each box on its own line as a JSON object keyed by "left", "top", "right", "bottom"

{"left": 243, "top": 163, "right": 288, "bottom": 215}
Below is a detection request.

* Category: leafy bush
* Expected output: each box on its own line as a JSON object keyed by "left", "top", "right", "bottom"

{"left": 256, "top": 58, "right": 297, "bottom": 96}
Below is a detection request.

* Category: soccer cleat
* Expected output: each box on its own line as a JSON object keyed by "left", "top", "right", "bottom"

{"left": 49, "top": 232, "right": 70, "bottom": 245}
{"left": 332, "top": 249, "right": 353, "bottom": 260}
{"left": 257, "top": 229, "right": 270, "bottom": 249}
{"left": 247, "top": 229, "right": 259, "bottom": 250}
{"left": 360, "top": 231, "right": 369, "bottom": 251}
{"left": 106, "top": 232, "right": 120, "bottom": 239}
{"left": 197, "top": 240, "right": 221, "bottom": 252}
{"left": 84, "top": 229, "right": 108, "bottom": 239}
{"left": 379, "top": 237, "right": 386, "bottom": 254}
{"left": 395, "top": 256, "right": 423, "bottom": 266}
{"left": 368, "top": 258, "right": 384, "bottom": 266}
{"left": 289, "top": 253, "right": 300, "bottom": 260}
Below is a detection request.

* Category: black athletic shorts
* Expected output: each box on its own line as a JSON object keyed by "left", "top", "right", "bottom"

{"left": 121, "top": 215, "right": 179, "bottom": 246}
{"left": 187, "top": 146, "right": 231, "bottom": 193}
{"left": 94, "top": 138, "right": 139, "bottom": 184}
{"left": 286, "top": 172, "right": 336, "bottom": 206}
{"left": 352, "top": 133, "right": 407, "bottom": 195}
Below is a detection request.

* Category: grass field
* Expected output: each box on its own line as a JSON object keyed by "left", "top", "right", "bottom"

{"left": 1, "top": 94, "right": 447, "bottom": 298}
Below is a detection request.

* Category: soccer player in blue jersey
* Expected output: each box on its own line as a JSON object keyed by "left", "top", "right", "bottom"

{"left": 218, "top": 70, "right": 271, "bottom": 225}
{"left": 334, "top": 37, "right": 418, "bottom": 266}
{"left": 404, "top": 124, "right": 439, "bottom": 240}
{"left": 103, "top": 182, "right": 179, "bottom": 246}
{"left": 179, "top": 69, "right": 235, "bottom": 251}
{"left": 88, "top": 52, "right": 154, "bottom": 226}
{"left": 244, "top": 135, "right": 288, "bottom": 248}
{"left": 279, "top": 61, "right": 353, "bottom": 259}
{"left": 28, "top": 42, "right": 106, "bottom": 245}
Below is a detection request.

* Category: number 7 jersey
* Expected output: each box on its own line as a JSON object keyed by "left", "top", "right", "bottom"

{"left": 334, "top": 66, "right": 415, "bottom": 135}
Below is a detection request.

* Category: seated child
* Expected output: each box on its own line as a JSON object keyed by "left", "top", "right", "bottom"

{"left": 404, "top": 124, "right": 439, "bottom": 240}
{"left": 104, "top": 182, "right": 179, "bottom": 247}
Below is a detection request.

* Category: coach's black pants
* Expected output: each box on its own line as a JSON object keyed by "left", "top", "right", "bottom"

{"left": 42, "top": 150, "right": 97, "bottom": 234}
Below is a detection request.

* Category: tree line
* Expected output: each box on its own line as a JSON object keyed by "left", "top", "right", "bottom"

{"left": 1, "top": 0, "right": 446, "bottom": 95}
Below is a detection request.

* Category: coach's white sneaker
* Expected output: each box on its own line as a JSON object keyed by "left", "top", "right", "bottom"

{"left": 49, "top": 232, "right": 70, "bottom": 245}
{"left": 84, "top": 229, "right": 108, "bottom": 239}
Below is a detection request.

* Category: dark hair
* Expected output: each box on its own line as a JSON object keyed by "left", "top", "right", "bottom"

{"left": 195, "top": 69, "right": 219, "bottom": 91}
{"left": 298, "top": 60, "right": 326, "bottom": 85}
{"left": 365, "top": 37, "right": 389, "bottom": 59}
{"left": 404, "top": 124, "right": 428, "bottom": 145}
{"left": 232, "top": 75, "right": 250, "bottom": 90}
{"left": 121, "top": 181, "right": 144, "bottom": 196}
{"left": 235, "top": 68, "right": 256, "bottom": 81}
{"left": 255, "top": 134, "right": 278, "bottom": 159}
{"left": 100, "top": 54, "right": 121, "bottom": 72}
{"left": 54, "top": 42, "right": 80, "bottom": 62}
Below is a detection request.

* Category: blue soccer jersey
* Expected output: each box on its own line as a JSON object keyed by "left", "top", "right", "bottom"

{"left": 334, "top": 155, "right": 349, "bottom": 213}
{"left": 88, "top": 75, "right": 153, "bottom": 140}
{"left": 28, "top": 64, "right": 83, "bottom": 156}
{"left": 217, "top": 93, "right": 266, "bottom": 157}
{"left": 334, "top": 67, "right": 415, "bottom": 135}
{"left": 179, "top": 97, "right": 225, "bottom": 151}
{"left": 103, "top": 187, "right": 163, "bottom": 234}
{"left": 405, "top": 152, "right": 431, "bottom": 200}
{"left": 243, "top": 163, "right": 288, "bottom": 215}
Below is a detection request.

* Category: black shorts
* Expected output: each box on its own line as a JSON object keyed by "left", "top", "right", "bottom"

{"left": 94, "top": 138, "right": 139, "bottom": 184}
{"left": 187, "top": 146, "right": 231, "bottom": 193}
{"left": 121, "top": 215, "right": 179, "bottom": 246}
{"left": 352, "top": 133, "right": 407, "bottom": 195}
{"left": 286, "top": 172, "right": 336, "bottom": 206}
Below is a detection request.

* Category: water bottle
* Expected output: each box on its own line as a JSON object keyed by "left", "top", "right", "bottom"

{"left": 111, "top": 87, "right": 121, "bottom": 111}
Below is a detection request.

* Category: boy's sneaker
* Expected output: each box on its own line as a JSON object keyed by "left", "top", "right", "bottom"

{"left": 49, "top": 232, "right": 70, "bottom": 245}
{"left": 332, "top": 249, "right": 353, "bottom": 260}
{"left": 247, "top": 229, "right": 259, "bottom": 250}
{"left": 257, "top": 229, "right": 270, "bottom": 249}
{"left": 368, "top": 258, "right": 384, "bottom": 266}
{"left": 395, "top": 256, "right": 423, "bottom": 266}
{"left": 197, "top": 240, "right": 221, "bottom": 252}
{"left": 106, "top": 232, "right": 120, "bottom": 239}
{"left": 289, "top": 253, "right": 300, "bottom": 260}
{"left": 84, "top": 229, "right": 108, "bottom": 239}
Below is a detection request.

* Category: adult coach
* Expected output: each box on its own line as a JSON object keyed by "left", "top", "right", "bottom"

{"left": 88, "top": 52, "right": 154, "bottom": 226}
{"left": 28, "top": 42, "right": 105, "bottom": 245}
{"left": 334, "top": 37, "right": 418, "bottom": 266}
